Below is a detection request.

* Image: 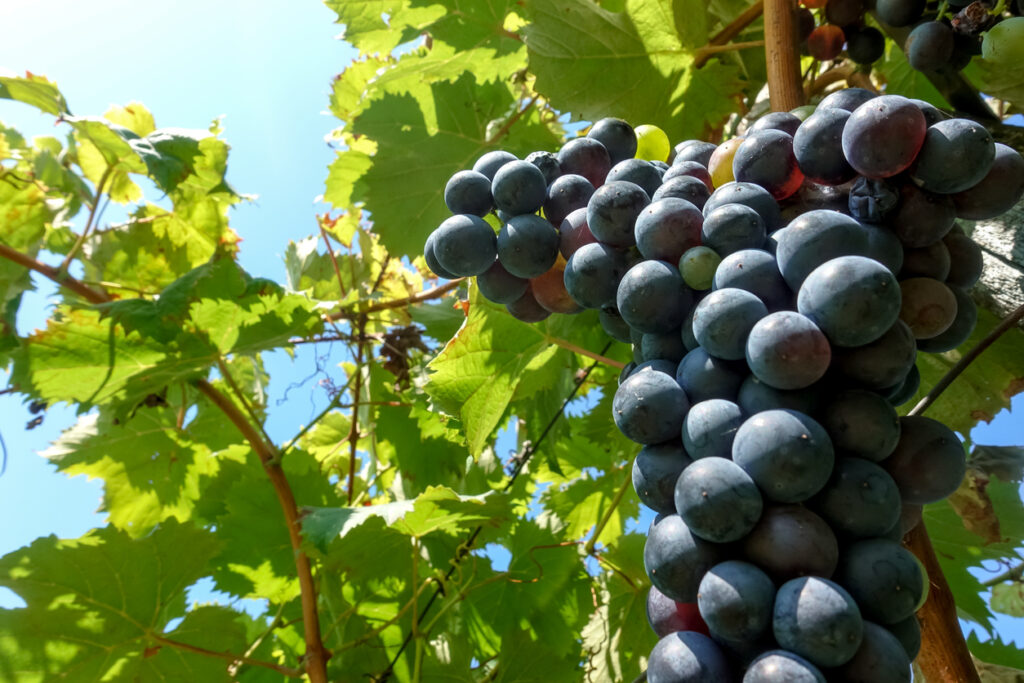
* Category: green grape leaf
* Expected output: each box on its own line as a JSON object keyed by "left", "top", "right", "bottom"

{"left": 925, "top": 477, "right": 1024, "bottom": 627}
{"left": 0, "top": 521, "right": 221, "bottom": 682}
{"left": 522, "top": 0, "right": 746, "bottom": 141}
{"left": 42, "top": 396, "right": 244, "bottom": 536}
{"left": 541, "top": 467, "right": 636, "bottom": 545}
{"left": 302, "top": 485, "right": 511, "bottom": 551}
{"left": 325, "top": 0, "right": 443, "bottom": 54}
{"left": 145, "top": 606, "right": 251, "bottom": 682}
{"left": 904, "top": 309, "right": 1024, "bottom": 436}
{"left": 991, "top": 582, "right": 1024, "bottom": 618}
{"left": 969, "top": 632, "right": 1024, "bottom": 672}
{"left": 0, "top": 73, "right": 70, "bottom": 115}
{"left": 0, "top": 177, "right": 53, "bottom": 329}
{"left": 325, "top": 72, "right": 560, "bottom": 257}
{"left": 426, "top": 285, "right": 567, "bottom": 454}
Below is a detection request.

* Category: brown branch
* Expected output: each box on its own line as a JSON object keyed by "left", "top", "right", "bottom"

{"left": 346, "top": 316, "right": 368, "bottom": 505}
{"left": 60, "top": 165, "right": 113, "bottom": 273}
{"left": 0, "top": 243, "right": 111, "bottom": 304}
{"left": 193, "top": 379, "right": 330, "bottom": 683}
{"left": 805, "top": 64, "right": 855, "bottom": 98}
{"left": 981, "top": 562, "right": 1024, "bottom": 588}
{"left": 763, "top": 0, "right": 804, "bottom": 110}
{"left": 147, "top": 632, "right": 302, "bottom": 678}
{"left": 695, "top": 0, "right": 765, "bottom": 68}
{"left": 908, "top": 302, "right": 1024, "bottom": 417}
{"left": 319, "top": 223, "right": 348, "bottom": 298}
{"left": 216, "top": 356, "right": 275, "bottom": 449}
{"left": 486, "top": 95, "right": 539, "bottom": 146}
{"left": 324, "top": 278, "right": 465, "bottom": 322}
{"left": 904, "top": 524, "right": 982, "bottom": 683}
{"left": 693, "top": 40, "right": 766, "bottom": 62}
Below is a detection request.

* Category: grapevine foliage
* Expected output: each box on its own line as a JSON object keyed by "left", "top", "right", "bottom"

{"left": 0, "top": 1, "right": 1023, "bottom": 680}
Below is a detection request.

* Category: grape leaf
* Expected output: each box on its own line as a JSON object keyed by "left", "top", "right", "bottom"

{"left": 991, "top": 582, "right": 1024, "bottom": 618}
{"left": 540, "top": 467, "right": 636, "bottom": 545}
{"left": 0, "top": 73, "right": 69, "bottom": 115}
{"left": 302, "top": 485, "right": 511, "bottom": 551}
{"left": 522, "top": 0, "right": 745, "bottom": 141}
{"left": 969, "top": 632, "right": 1024, "bottom": 672}
{"left": 905, "top": 309, "right": 1024, "bottom": 436}
{"left": 0, "top": 521, "right": 222, "bottom": 682}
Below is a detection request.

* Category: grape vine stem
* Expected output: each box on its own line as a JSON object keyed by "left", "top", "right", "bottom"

{"left": 60, "top": 165, "right": 113, "bottom": 274}
{"left": 583, "top": 469, "right": 632, "bottom": 556}
{"left": 908, "top": 302, "right": 1024, "bottom": 418}
{"left": 544, "top": 335, "right": 625, "bottom": 369}
{"left": 193, "top": 379, "right": 331, "bottom": 683}
{"left": 147, "top": 632, "right": 303, "bottom": 678}
{"left": 694, "top": 0, "right": 765, "bottom": 68}
{"left": 0, "top": 243, "right": 111, "bottom": 304}
{"left": 325, "top": 278, "right": 464, "bottom": 321}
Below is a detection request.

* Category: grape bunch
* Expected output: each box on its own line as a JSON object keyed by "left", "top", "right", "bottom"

{"left": 421, "top": 92, "right": 1024, "bottom": 681}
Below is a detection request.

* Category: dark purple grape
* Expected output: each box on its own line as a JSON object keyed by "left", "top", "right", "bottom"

{"left": 773, "top": 576, "right": 863, "bottom": 668}
{"left": 900, "top": 240, "right": 951, "bottom": 280}
{"left": 642, "top": 331, "right": 688, "bottom": 363}
{"left": 794, "top": 108, "right": 856, "bottom": 186}
{"left": 886, "top": 616, "right": 921, "bottom": 660}
{"left": 647, "top": 631, "right": 732, "bottom": 683}
{"left": 744, "top": 650, "right": 825, "bottom": 682}
{"left": 476, "top": 259, "right": 528, "bottom": 304}
{"left": 491, "top": 160, "right": 547, "bottom": 215}
{"left": 713, "top": 248, "right": 793, "bottom": 311}
{"left": 842, "top": 96, "right": 927, "bottom": 179}
{"left": 746, "top": 312, "right": 832, "bottom": 390}
{"left": 676, "top": 347, "right": 747, "bottom": 404}
{"left": 702, "top": 203, "right": 767, "bottom": 257}
{"left": 952, "top": 143, "right": 1024, "bottom": 219}
{"left": 704, "top": 181, "right": 784, "bottom": 230}
{"left": 525, "top": 150, "right": 561, "bottom": 185}
{"left": 674, "top": 140, "right": 718, "bottom": 167}
{"left": 693, "top": 288, "right": 768, "bottom": 360}
{"left": 776, "top": 210, "right": 869, "bottom": 289}
{"left": 472, "top": 150, "right": 516, "bottom": 180}
{"left": 906, "top": 21, "right": 954, "bottom": 71}
{"left": 616, "top": 259, "right": 693, "bottom": 334}
{"left": 697, "top": 561, "right": 775, "bottom": 641}
{"left": 647, "top": 587, "right": 709, "bottom": 638}
{"left": 846, "top": 26, "right": 886, "bottom": 64}
{"left": 599, "top": 305, "right": 632, "bottom": 343}
{"left": 744, "top": 505, "right": 840, "bottom": 582}
{"left": 733, "top": 130, "right": 804, "bottom": 200}
{"left": 886, "top": 181, "right": 957, "bottom": 248}
{"left": 635, "top": 197, "right": 703, "bottom": 263}
{"left": 587, "top": 117, "right": 637, "bottom": 165}
{"left": 506, "top": 285, "right": 550, "bottom": 322}
{"left": 561, "top": 241, "right": 626, "bottom": 309}
{"left": 834, "top": 621, "right": 911, "bottom": 682}
{"left": 496, "top": 213, "right": 559, "bottom": 278}
{"left": 917, "top": 285, "right": 977, "bottom": 353}
{"left": 838, "top": 539, "right": 923, "bottom": 624}
{"left": 858, "top": 222, "right": 905, "bottom": 275}
{"left": 942, "top": 228, "right": 981, "bottom": 286}
{"left": 444, "top": 170, "right": 493, "bottom": 216}
{"left": 876, "top": 0, "right": 926, "bottom": 26}
{"left": 737, "top": 374, "right": 822, "bottom": 415}
{"left": 682, "top": 399, "right": 745, "bottom": 460}
{"left": 813, "top": 457, "right": 902, "bottom": 538}
{"left": 432, "top": 214, "right": 498, "bottom": 276}
{"left": 556, "top": 136, "right": 611, "bottom": 187}
{"left": 825, "top": 0, "right": 865, "bottom": 26}
{"left": 645, "top": 514, "right": 725, "bottom": 603}
{"left": 587, "top": 180, "right": 650, "bottom": 247}
{"left": 607, "top": 158, "right": 663, "bottom": 197}
{"left": 543, "top": 173, "right": 594, "bottom": 228}
{"left": 797, "top": 255, "right": 901, "bottom": 347}
{"left": 882, "top": 415, "right": 965, "bottom": 504}
{"left": 910, "top": 118, "right": 995, "bottom": 194}
{"left": 910, "top": 98, "right": 948, "bottom": 126}
{"left": 675, "top": 458, "right": 764, "bottom": 542}
{"left": 732, "top": 409, "right": 834, "bottom": 503}
{"left": 817, "top": 87, "right": 877, "bottom": 112}
{"left": 749, "top": 112, "right": 802, "bottom": 137}
{"left": 653, "top": 175, "right": 712, "bottom": 209}
{"left": 424, "top": 230, "right": 458, "bottom": 279}
{"left": 634, "top": 441, "right": 692, "bottom": 513}
{"left": 614, "top": 365, "right": 690, "bottom": 444}
{"left": 820, "top": 390, "right": 901, "bottom": 460}
{"left": 558, "top": 207, "right": 597, "bottom": 259}
{"left": 663, "top": 160, "right": 713, "bottom": 190}
{"left": 833, "top": 320, "right": 917, "bottom": 391}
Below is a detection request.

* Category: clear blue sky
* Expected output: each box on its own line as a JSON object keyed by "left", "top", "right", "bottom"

{"left": 1, "top": 0, "right": 1022, "bottom": 649}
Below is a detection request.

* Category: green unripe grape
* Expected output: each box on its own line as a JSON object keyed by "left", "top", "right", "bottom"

{"left": 679, "top": 246, "right": 721, "bottom": 290}
{"left": 635, "top": 124, "right": 671, "bottom": 162}
{"left": 981, "top": 17, "right": 1024, "bottom": 64}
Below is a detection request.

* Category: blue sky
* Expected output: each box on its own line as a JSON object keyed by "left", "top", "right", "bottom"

{"left": 1, "top": 0, "right": 1023, "bottom": 650}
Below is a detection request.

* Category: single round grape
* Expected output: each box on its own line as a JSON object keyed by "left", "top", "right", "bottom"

{"left": 842, "top": 96, "right": 926, "bottom": 179}
{"left": 702, "top": 203, "right": 766, "bottom": 256}
{"left": 506, "top": 286, "right": 550, "bottom": 323}
{"left": 674, "top": 140, "right": 718, "bottom": 167}
{"left": 743, "top": 505, "right": 839, "bottom": 581}
{"left": 587, "top": 117, "right": 637, "bottom": 165}
{"left": 820, "top": 390, "right": 901, "bottom": 460}
{"left": 587, "top": 180, "right": 650, "bottom": 247}
{"left": 838, "top": 539, "right": 924, "bottom": 624}
{"left": 432, "top": 214, "right": 498, "bottom": 276}
{"left": 556, "top": 136, "right": 611, "bottom": 187}
{"left": 910, "top": 118, "right": 995, "bottom": 194}
{"left": 906, "top": 21, "right": 954, "bottom": 72}
{"left": 899, "top": 277, "right": 958, "bottom": 339}
{"left": 713, "top": 249, "right": 793, "bottom": 311}
{"left": 793, "top": 108, "right": 856, "bottom": 186}
{"left": 680, "top": 246, "right": 721, "bottom": 291}
{"left": 708, "top": 137, "right": 744, "bottom": 187}
{"left": 543, "top": 173, "right": 594, "bottom": 229}
{"left": 635, "top": 123, "right": 671, "bottom": 162}
{"left": 525, "top": 150, "right": 561, "bottom": 185}
{"left": 563, "top": 242, "right": 627, "bottom": 309}
{"left": 883, "top": 415, "right": 966, "bottom": 504}
{"left": 887, "top": 181, "right": 957, "bottom": 248}
{"left": 813, "top": 457, "right": 902, "bottom": 538}
{"left": 497, "top": 213, "right": 560, "bottom": 278}
{"left": 900, "top": 240, "right": 951, "bottom": 280}
{"left": 530, "top": 262, "right": 581, "bottom": 314}
{"left": 634, "top": 441, "right": 692, "bottom": 514}
{"left": 675, "top": 457, "right": 764, "bottom": 542}
{"left": 653, "top": 175, "right": 712, "bottom": 209}
{"left": 917, "top": 285, "right": 977, "bottom": 353}
{"left": 834, "top": 621, "right": 911, "bottom": 683}
{"left": 773, "top": 576, "right": 864, "bottom": 668}
{"left": 737, "top": 374, "right": 822, "bottom": 415}
{"left": 664, "top": 160, "right": 713, "bottom": 190}
{"left": 807, "top": 24, "right": 846, "bottom": 61}
{"left": 647, "top": 586, "right": 710, "bottom": 638}
{"left": 776, "top": 209, "right": 869, "bottom": 290}
{"left": 697, "top": 560, "right": 775, "bottom": 641}
{"left": 599, "top": 306, "right": 632, "bottom": 343}
{"left": 846, "top": 25, "right": 885, "bottom": 64}
{"left": 797, "top": 256, "right": 901, "bottom": 347}
{"left": 676, "top": 347, "right": 747, "bottom": 404}
{"left": 825, "top": 0, "right": 865, "bottom": 26}
{"left": 746, "top": 311, "right": 831, "bottom": 390}
{"left": 476, "top": 259, "right": 528, "bottom": 304}
{"left": 733, "top": 129, "right": 804, "bottom": 200}
{"left": 645, "top": 514, "right": 725, "bottom": 603}
{"left": 491, "top": 159, "right": 547, "bottom": 215}
{"left": 613, "top": 368, "right": 690, "bottom": 444}
{"left": 607, "top": 158, "right": 663, "bottom": 197}
{"left": 616, "top": 259, "right": 693, "bottom": 334}
{"left": 444, "top": 170, "right": 493, "bottom": 216}
{"left": 693, "top": 288, "right": 769, "bottom": 360}
{"left": 704, "top": 181, "right": 783, "bottom": 229}
{"left": 681, "top": 399, "right": 744, "bottom": 460}
{"left": 647, "top": 631, "right": 732, "bottom": 683}
{"left": 472, "top": 150, "right": 516, "bottom": 180}
{"left": 635, "top": 197, "right": 704, "bottom": 263}
{"left": 642, "top": 331, "right": 687, "bottom": 364}
{"left": 743, "top": 650, "right": 825, "bottom": 683}
{"left": 951, "top": 142, "right": 1024, "bottom": 220}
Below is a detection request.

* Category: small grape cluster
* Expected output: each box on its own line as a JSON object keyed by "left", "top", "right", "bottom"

{"left": 422, "top": 91, "right": 1024, "bottom": 681}
{"left": 801, "top": 0, "right": 887, "bottom": 65}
